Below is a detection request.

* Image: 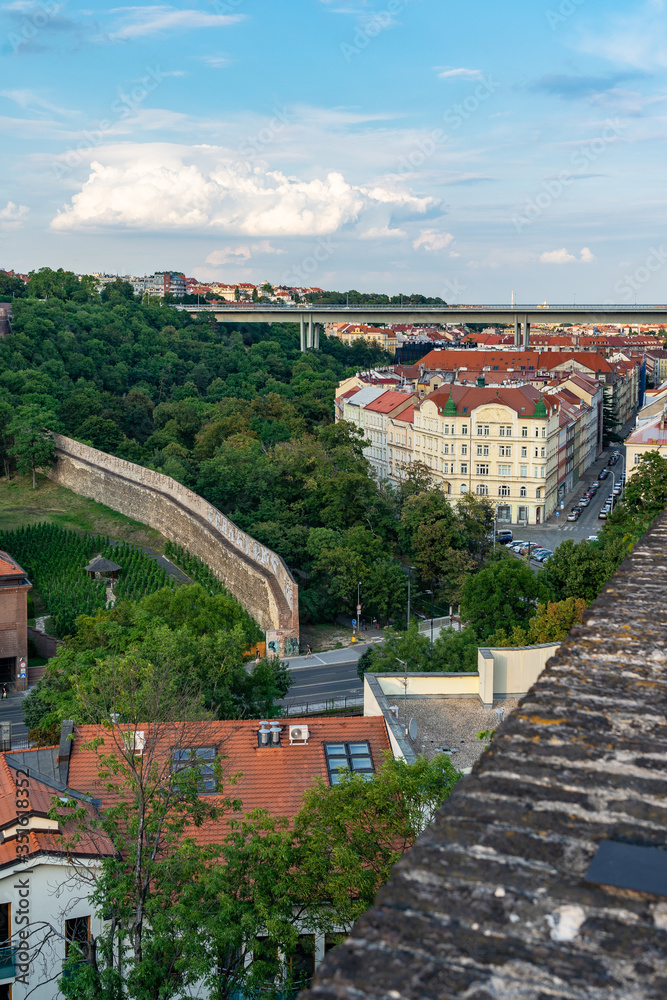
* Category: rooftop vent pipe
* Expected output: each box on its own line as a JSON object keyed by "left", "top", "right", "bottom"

{"left": 258, "top": 721, "right": 270, "bottom": 747}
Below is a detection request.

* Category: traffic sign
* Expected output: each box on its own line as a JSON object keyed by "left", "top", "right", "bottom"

{"left": 356, "top": 604, "right": 362, "bottom": 615}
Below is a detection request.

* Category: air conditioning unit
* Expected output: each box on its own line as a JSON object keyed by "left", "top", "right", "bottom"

{"left": 289, "top": 725, "right": 309, "bottom": 745}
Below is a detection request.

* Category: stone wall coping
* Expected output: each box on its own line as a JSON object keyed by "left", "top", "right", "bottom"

{"left": 310, "top": 509, "right": 667, "bottom": 1000}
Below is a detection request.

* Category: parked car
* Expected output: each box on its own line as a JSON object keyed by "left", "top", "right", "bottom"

{"left": 534, "top": 549, "right": 553, "bottom": 562}
{"left": 508, "top": 540, "right": 526, "bottom": 552}
{"left": 578, "top": 496, "right": 590, "bottom": 507}
{"left": 586, "top": 535, "right": 599, "bottom": 542}
{"left": 496, "top": 529, "right": 513, "bottom": 544}
{"left": 608, "top": 456, "right": 618, "bottom": 466}
{"left": 591, "top": 481, "right": 600, "bottom": 490}
{"left": 599, "top": 469, "right": 609, "bottom": 480}
{"left": 567, "top": 509, "right": 581, "bottom": 521}
{"left": 613, "top": 486, "right": 622, "bottom": 496}
{"left": 519, "top": 542, "right": 542, "bottom": 556}
{"left": 598, "top": 509, "right": 608, "bottom": 519}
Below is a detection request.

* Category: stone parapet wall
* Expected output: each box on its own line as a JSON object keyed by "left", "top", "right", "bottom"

{"left": 48, "top": 435, "right": 299, "bottom": 649}
{"left": 308, "top": 509, "right": 667, "bottom": 1000}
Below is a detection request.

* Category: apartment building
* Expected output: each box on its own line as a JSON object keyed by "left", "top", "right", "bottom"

{"left": 387, "top": 406, "right": 414, "bottom": 484}
{"left": 337, "top": 386, "right": 416, "bottom": 480}
{"left": 413, "top": 385, "right": 560, "bottom": 526}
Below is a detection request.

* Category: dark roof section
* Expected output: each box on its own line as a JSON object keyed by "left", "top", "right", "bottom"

{"left": 307, "top": 509, "right": 667, "bottom": 1000}
{"left": 85, "top": 555, "right": 122, "bottom": 573}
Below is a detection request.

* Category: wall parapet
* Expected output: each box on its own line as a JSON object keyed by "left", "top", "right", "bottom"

{"left": 309, "top": 510, "right": 667, "bottom": 1000}
{"left": 48, "top": 434, "right": 299, "bottom": 652}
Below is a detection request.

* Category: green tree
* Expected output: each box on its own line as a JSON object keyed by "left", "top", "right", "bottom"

{"left": 460, "top": 556, "right": 538, "bottom": 642}
{"left": 489, "top": 597, "right": 586, "bottom": 646}
{"left": 8, "top": 404, "right": 57, "bottom": 487}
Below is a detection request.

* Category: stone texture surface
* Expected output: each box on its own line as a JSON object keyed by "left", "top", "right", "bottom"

{"left": 48, "top": 435, "right": 299, "bottom": 643}
{"left": 306, "top": 511, "right": 667, "bottom": 1000}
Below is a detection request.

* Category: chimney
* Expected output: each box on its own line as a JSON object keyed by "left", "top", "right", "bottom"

{"left": 58, "top": 720, "right": 74, "bottom": 784}
{"left": 257, "top": 721, "right": 270, "bottom": 747}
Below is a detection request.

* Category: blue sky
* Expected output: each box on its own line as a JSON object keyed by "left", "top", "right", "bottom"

{"left": 1, "top": 0, "right": 666, "bottom": 301}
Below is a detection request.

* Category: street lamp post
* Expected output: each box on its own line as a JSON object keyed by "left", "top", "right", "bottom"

{"left": 425, "top": 586, "right": 434, "bottom": 643}
{"left": 406, "top": 566, "right": 415, "bottom": 630}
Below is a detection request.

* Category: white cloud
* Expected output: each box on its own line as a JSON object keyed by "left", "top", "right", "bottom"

{"left": 202, "top": 55, "right": 230, "bottom": 68}
{"left": 50, "top": 144, "right": 438, "bottom": 236}
{"left": 0, "top": 201, "right": 29, "bottom": 229}
{"left": 109, "top": 6, "right": 244, "bottom": 39}
{"left": 436, "top": 67, "right": 483, "bottom": 80}
{"left": 540, "top": 247, "right": 595, "bottom": 264}
{"left": 359, "top": 226, "right": 407, "bottom": 240}
{"left": 413, "top": 229, "right": 454, "bottom": 252}
{"left": 206, "top": 242, "right": 286, "bottom": 267}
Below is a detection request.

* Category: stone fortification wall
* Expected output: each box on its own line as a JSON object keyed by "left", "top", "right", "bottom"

{"left": 48, "top": 435, "right": 299, "bottom": 649}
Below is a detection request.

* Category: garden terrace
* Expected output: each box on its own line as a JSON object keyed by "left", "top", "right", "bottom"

{"left": 307, "top": 509, "right": 667, "bottom": 1000}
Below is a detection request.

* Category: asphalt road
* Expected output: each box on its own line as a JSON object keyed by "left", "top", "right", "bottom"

{"left": 282, "top": 660, "right": 364, "bottom": 710}
{"left": 507, "top": 445, "right": 626, "bottom": 555}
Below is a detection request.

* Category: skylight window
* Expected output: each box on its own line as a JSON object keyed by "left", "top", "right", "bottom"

{"left": 171, "top": 747, "right": 216, "bottom": 792}
{"left": 324, "top": 742, "right": 375, "bottom": 785}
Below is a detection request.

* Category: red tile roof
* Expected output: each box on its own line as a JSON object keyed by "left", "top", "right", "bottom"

{"left": 67, "top": 718, "right": 392, "bottom": 844}
{"left": 364, "top": 391, "right": 415, "bottom": 414}
{"left": 394, "top": 406, "right": 414, "bottom": 423}
{"left": 0, "top": 550, "right": 25, "bottom": 578}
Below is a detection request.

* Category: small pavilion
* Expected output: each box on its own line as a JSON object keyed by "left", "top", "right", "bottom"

{"left": 84, "top": 555, "right": 122, "bottom": 583}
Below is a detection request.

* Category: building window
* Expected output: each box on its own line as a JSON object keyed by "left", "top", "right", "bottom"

{"left": 461, "top": 424, "right": 468, "bottom": 435}
{"left": 497, "top": 503, "right": 511, "bottom": 520}
{"left": 534, "top": 447, "right": 539, "bottom": 458}
{"left": 171, "top": 747, "right": 216, "bottom": 792}
{"left": 443, "top": 424, "right": 450, "bottom": 435}
{"left": 542, "top": 427, "right": 547, "bottom": 438}
{"left": 498, "top": 485, "right": 511, "bottom": 497}
{"left": 475, "top": 464, "right": 489, "bottom": 476}
{"left": 540, "top": 447, "right": 546, "bottom": 458}
{"left": 477, "top": 424, "right": 490, "bottom": 436}
{"left": 521, "top": 446, "right": 527, "bottom": 458}
{"left": 518, "top": 505, "right": 528, "bottom": 522}
{"left": 499, "top": 446, "right": 511, "bottom": 457}
{"left": 498, "top": 465, "right": 511, "bottom": 476}
{"left": 476, "top": 445, "right": 489, "bottom": 456}
{"left": 476, "top": 484, "right": 489, "bottom": 495}
{"left": 484, "top": 425, "right": 490, "bottom": 436}
{"left": 505, "top": 425, "right": 512, "bottom": 435}
{"left": 536, "top": 488, "right": 541, "bottom": 499}
{"left": 461, "top": 444, "right": 468, "bottom": 455}
{"left": 65, "top": 916, "right": 91, "bottom": 959}
{"left": 443, "top": 444, "right": 449, "bottom": 455}
{"left": 499, "top": 426, "right": 505, "bottom": 436}
{"left": 520, "top": 486, "right": 527, "bottom": 497}
{"left": 460, "top": 463, "right": 468, "bottom": 474}
{"left": 520, "top": 465, "right": 528, "bottom": 477}
{"left": 535, "top": 428, "right": 540, "bottom": 437}
{"left": 460, "top": 483, "right": 468, "bottom": 493}
{"left": 443, "top": 463, "right": 449, "bottom": 474}
{"left": 634, "top": 453, "right": 641, "bottom": 464}
{"left": 521, "top": 426, "right": 528, "bottom": 437}
{"left": 324, "top": 742, "right": 375, "bottom": 785}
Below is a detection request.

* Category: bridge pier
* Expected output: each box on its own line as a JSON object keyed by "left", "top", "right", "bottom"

{"left": 314, "top": 322, "right": 320, "bottom": 350}
{"left": 523, "top": 315, "right": 530, "bottom": 350}
{"left": 307, "top": 315, "right": 314, "bottom": 349}
{"left": 514, "top": 316, "right": 520, "bottom": 348}
{"left": 300, "top": 315, "right": 306, "bottom": 352}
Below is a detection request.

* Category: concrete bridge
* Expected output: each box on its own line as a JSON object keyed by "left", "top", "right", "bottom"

{"left": 177, "top": 303, "right": 667, "bottom": 351}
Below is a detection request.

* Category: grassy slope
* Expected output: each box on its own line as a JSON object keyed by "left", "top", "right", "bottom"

{"left": 0, "top": 473, "right": 166, "bottom": 550}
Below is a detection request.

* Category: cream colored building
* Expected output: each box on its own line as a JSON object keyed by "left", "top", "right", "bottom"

{"left": 412, "top": 385, "right": 560, "bottom": 526}
{"left": 625, "top": 409, "right": 667, "bottom": 477}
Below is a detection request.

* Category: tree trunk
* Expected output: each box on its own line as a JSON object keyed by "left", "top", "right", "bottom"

{"left": 32, "top": 466, "right": 36, "bottom": 489}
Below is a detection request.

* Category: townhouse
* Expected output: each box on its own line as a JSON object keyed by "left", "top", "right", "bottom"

{"left": 337, "top": 387, "right": 416, "bottom": 480}
{"left": 625, "top": 408, "right": 667, "bottom": 476}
